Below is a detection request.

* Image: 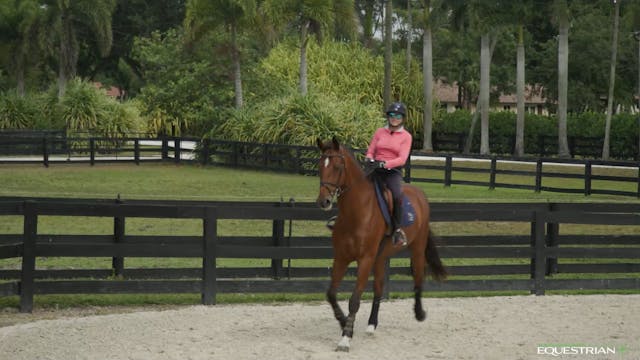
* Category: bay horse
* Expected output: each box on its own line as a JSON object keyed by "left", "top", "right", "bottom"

{"left": 316, "top": 137, "right": 447, "bottom": 352}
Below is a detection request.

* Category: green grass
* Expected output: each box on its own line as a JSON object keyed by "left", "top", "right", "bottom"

{"left": 0, "top": 162, "right": 639, "bottom": 309}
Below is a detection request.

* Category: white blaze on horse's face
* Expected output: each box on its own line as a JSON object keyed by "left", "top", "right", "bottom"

{"left": 324, "top": 157, "right": 330, "bottom": 168}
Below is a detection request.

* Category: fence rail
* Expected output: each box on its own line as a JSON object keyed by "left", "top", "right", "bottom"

{"left": 1, "top": 136, "right": 639, "bottom": 197}
{"left": 0, "top": 198, "right": 638, "bottom": 312}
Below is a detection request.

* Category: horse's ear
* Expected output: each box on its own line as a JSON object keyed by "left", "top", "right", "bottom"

{"left": 316, "top": 138, "right": 323, "bottom": 150}
{"left": 331, "top": 136, "right": 340, "bottom": 150}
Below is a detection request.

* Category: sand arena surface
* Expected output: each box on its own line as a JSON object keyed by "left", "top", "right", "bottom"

{"left": 0, "top": 295, "right": 638, "bottom": 360}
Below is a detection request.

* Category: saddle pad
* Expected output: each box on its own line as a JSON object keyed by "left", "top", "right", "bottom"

{"left": 373, "top": 178, "right": 416, "bottom": 228}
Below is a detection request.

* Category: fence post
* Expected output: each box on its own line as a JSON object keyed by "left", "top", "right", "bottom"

{"left": 90, "top": 138, "right": 96, "bottom": 166}
{"left": 535, "top": 159, "right": 543, "bottom": 192}
{"left": 200, "top": 138, "right": 210, "bottom": 166}
{"left": 271, "top": 200, "right": 285, "bottom": 280}
{"left": 637, "top": 162, "right": 640, "bottom": 198}
{"left": 444, "top": 155, "right": 452, "bottom": 187}
{"left": 161, "top": 137, "right": 169, "bottom": 160}
{"left": 546, "top": 203, "right": 559, "bottom": 276}
{"left": 489, "top": 156, "right": 497, "bottom": 190}
{"left": 202, "top": 207, "right": 217, "bottom": 305}
{"left": 295, "top": 148, "right": 302, "bottom": 174}
{"left": 584, "top": 160, "right": 592, "bottom": 196}
{"left": 20, "top": 201, "right": 37, "bottom": 313}
{"left": 174, "top": 138, "right": 181, "bottom": 163}
{"left": 232, "top": 142, "right": 239, "bottom": 167}
{"left": 532, "top": 211, "right": 546, "bottom": 295}
{"left": 134, "top": 139, "right": 140, "bottom": 165}
{"left": 404, "top": 155, "right": 411, "bottom": 183}
{"left": 112, "top": 196, "right": 125, "bottom": 277}
{"left": 42, "top": 137, "right": 49, "bottom": 168}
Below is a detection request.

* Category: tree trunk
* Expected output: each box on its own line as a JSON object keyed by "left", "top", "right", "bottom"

{"left": 464, "top": 97, "right": 481, "bottom": 154}
{"left": 231, "top": 23, "right": 243, "bottom": 108}
{"left": 602, "top": 1, "right": 620, "bottom": 161}
{"left": 16, "top": 57, "right": 25, "bottom": 97}
{"left": 422, "top": 19, "right": 433, "bottom": 152}
{"left": 383, "top": 0, "right": 393, "bottom": 108}
{"left": 362, "top": 0, "right": 375, "bottom": 49}
{"left": 479, "top": 33, "right": 491, "bottom": 155}
{"left": 406, "top": 0, "right": 412, "bottom": 73}
{"left": 557, "top": 6, "right": 571, "bottom": 158}
{"left": 299, "top": 20, "right": 309, "bottom": 96}
{"left": 58, "top": 10, "right": 78, "bottom": 99}
{"left": 515, "top": 25, "right": 525, "bottom": 157}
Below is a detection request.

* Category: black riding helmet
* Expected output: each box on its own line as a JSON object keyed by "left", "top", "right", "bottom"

{"left": 385, "top": 102, "right": 407, "bottom": 117}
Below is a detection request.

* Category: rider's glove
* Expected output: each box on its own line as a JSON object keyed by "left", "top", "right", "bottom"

{"left": 376, "top": 160, "right": 386, "bottom": 169}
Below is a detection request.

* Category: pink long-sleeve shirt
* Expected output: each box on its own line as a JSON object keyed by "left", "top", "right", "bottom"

{"left": 366, "top": 126, "right": 412, "bottom": 169}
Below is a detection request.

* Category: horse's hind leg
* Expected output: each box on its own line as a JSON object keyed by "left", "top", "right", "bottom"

{"left": 327, "top": 259, "right": 349, "bottom": 329}
{"left": 411, "top": 249, "right": 427, "bottom": 321}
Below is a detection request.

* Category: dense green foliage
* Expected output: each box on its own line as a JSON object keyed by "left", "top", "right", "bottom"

{"left": 0, "top": 79, "right": 143, "bottom": 137}
{"left": 1, "top": 1, "right": 640, "bottom": 159}
{"left": 435, "top": 111, "right": 640, "bottom": 158}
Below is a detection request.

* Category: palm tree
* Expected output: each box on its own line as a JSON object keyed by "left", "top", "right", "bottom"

{"left": 418, "top": 0, "right": 446, "bottom": 152}
{"left": 510, "top": 1, "right": 534, "bottom": 157}
{"left": 383, "top": 0, "right": 393, "bottom": 108}
{"left": 185, "top": 0, "right": 257, "bottom": 109}
{"left": 602, "top": 0, "right": 621, "bottom": 160}
{"left": 554, "top": 0, "right": 571, "bottom": 158}
{"left": 262, "top": 0, "right": 355, "bottom": 96}
{"left": 41, "top": 0, "right": 116, "bottom": 98}
{"left": 0, "top": 0, "right": 44, "bottom": 97}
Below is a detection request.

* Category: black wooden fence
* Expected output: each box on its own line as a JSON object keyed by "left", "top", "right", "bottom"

{"left": 0, "top": 198, "right": 638, "bottom": 312}
{"left": 2, "top": 136, "right": 638, "bottom": 198}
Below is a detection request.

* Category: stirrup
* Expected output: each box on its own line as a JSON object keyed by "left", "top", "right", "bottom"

{"left": 392, "top": 229, "right": 407, "bottom": 246}
{"left": 326, "top": 215, "right": 337, "bottom": 230}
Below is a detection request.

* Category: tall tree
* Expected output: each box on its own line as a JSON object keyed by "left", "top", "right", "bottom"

{"left": 465, "top": 1, "right": 504, "bottom": 155}
{"left": 383, "top": 0, "right": 393, "bottom": 108}
{"left": 418, "top": 0, "right": 446, "bottom": 152}
{"left": 355, "top": 0, "right": 380, "bottom": 49}
{"left": 602, "top": 0, "right": 621, "bottom": 160}
{"left": 554, "top": 0, "right": 571, "bottom": 157}
{"left": 262, "top": 0, "right": 355, "bottom": 96}
{"left": 0, "top": 0, "right": 45, "bottom": 96}
{"left": 40, "top": 0, "right": 117, "bottom": 98}
{"left": 510, "top": 1, "right": 534, "bottom": 157}
{"left": 185, "top": 0, "right": 256, "bottom": 109}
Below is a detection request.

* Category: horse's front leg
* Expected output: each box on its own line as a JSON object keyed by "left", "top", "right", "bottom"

{"left": 327, "top": 258, "right": 349, "bottom": 330}
{"left": 336, "top": 257, "right": 374, "bottom": 352}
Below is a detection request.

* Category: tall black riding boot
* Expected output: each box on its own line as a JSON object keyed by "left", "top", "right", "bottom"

{"left": 392, "top": 198, "right": 407, "bottom": 246}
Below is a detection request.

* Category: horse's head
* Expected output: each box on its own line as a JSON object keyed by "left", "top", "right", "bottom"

{"left": 316, "top": 137, "right": 346, "bottom": 211}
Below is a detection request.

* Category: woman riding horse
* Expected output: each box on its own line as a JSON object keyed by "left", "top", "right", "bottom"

{"left": 316, "top": 134, "right": 447, "bottom": 352}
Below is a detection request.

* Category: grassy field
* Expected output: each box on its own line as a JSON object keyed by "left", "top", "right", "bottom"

{"left": 0, "top": 162, "right": 639, "bottom": 309}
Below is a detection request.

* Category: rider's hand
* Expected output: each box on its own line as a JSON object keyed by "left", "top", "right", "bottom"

{"left": 377, "top": 161, "right": 386, "bottom": 169}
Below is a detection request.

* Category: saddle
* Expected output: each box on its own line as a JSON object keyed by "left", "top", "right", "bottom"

{"left": 371, "top": 175, "right": 416, "bottom": 232}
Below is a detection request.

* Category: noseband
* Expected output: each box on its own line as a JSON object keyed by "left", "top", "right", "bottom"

{"left": 319, "top": 153, "right": 350, "bottom": 199}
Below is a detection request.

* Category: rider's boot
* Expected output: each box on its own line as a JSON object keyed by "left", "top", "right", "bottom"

{"left": 392, "top": 198, "right": 407, "bottom": 246}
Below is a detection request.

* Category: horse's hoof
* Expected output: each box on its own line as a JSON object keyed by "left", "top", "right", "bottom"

{"left": 415, "top": 309, "right": 427, "bottom": 322}
{"left": 336, "top": 336, "right": 350, "bottom": 352}
{"left": 365, "top": 324, "right": 376, "bottom": 335}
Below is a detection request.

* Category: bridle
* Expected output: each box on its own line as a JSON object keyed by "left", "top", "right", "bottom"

{"left": 319, "top": 152, "right": 350, "bottom": 199}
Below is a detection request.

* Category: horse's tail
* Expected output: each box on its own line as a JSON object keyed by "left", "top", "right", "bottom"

{"left": 426, "top": 229, "right": 448, "bottom": 281}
